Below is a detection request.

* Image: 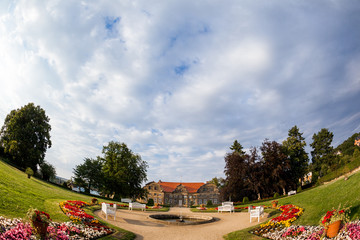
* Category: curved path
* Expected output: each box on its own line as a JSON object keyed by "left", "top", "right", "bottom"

{"left": 96, "top": 207, "right": 268, "bottom": 240}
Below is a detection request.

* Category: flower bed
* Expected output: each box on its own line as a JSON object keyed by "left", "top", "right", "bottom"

{"left": 258, "top": 221, "right": 360, "bottom": 240}
{"left": 249, "top": 204, "right": 360, "bottom": 240}
{"left": 0, "top": 200, "right": 114, "bottom": 239}
{"left": 59, "top": 200, "right": 114, "bottom": 238}
{"left": 251, "top": 204, "right": 304, "bottom": 237}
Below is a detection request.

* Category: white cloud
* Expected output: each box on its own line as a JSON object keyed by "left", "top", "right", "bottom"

{"left": 0, "top": 0, "right": 359, "bottom": 183}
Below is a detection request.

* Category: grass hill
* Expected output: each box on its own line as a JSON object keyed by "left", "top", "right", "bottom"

{"left": 0, "top": 159, "right": 134, "bottom": 239}
{"left": 225, "top": 168, "right": 360, "bottom": 239}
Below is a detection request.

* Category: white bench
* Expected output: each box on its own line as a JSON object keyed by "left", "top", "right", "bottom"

{"left": 121, "top": 198, "right": 132, "bottom": 203}
{"left": 288, "top": 190, "right": 297, "bottom": 196}
{"left": 101, "top": 203, "right": 116, "bottom": 220}
{"left": 129, "top": 202, "right": 146, "bottom": 211}
{"left": 250, "top": 206, "right": 264, "bottom": 222}
{"left": 218, "top": 201, "right": 235, "bottom": 213}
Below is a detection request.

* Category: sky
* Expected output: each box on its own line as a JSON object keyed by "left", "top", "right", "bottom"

{"left": 0, "top": 0, "right": 359, "bottom": 183}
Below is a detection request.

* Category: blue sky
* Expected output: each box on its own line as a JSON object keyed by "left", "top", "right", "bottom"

{"left": 0, "top": 1, "right": 359, "bottom": 183}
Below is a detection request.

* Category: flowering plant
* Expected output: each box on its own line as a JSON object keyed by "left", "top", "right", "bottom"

{"left": 271, "top": 200, "right": 278, "bottom": 205}
{"left": 26, "top": 208, "right": 51, "bottom": 224}
{"left": 321, "top": 206, "right": 350, "bottom": 226}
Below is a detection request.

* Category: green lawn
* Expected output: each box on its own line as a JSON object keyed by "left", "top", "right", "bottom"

{"left": 0, "top": 159, "right": 135, "bottom": 239}
{"left": 224, "top": 170, "right": 360, "bottom": 239}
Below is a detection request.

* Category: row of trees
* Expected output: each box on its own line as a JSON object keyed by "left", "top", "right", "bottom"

{"left": 0, "top": 103, "right": 148, "bottom": 199}
{"left": 221, "top": 126, "right": 341, "bottom": 201}
{"left": 73, "top": 141, "right": 148, "bottom": 199}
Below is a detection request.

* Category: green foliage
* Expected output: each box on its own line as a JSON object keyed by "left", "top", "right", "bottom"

{"left": 25, "top": 167, "right": 34, "bottom": 178}
{"left": 310, "top": 128, "right": 335, "bottom": 178}
{"left": 335, "top": 132, "right": 360, "bottom": 156}
{"left": 73, "top": 157, "right": 103, "bottom": 194}
{"left": 39, "top": 161, "right": 56, "bottom": 181}
{"left": 0, "top": 103, "right": 51, "bottom": 172}
{"left": 206, "top": 200, "right": 213, "bottom": 207}
{"left": 101, "top": 141, "right": 148, "bottom": 199}
{"left": 230, "top": 140, "right": 246, "bottom": 155}
{"left": 297, "top": 186, "right": 302, "bottom": 193}
{"left": 208, "top": 177, "right": 225, "bottom": 189}
{"left": 242, "top": 197, "right": 249, "bottom": 203}
{"left": 273, "top": 192, "right": 280, "bottom": 198}
{"left": 147, "top": 198, "right": 154, "bottom": 206}
{"left": 282, "top": 125, "right": 309, "bottom": 188}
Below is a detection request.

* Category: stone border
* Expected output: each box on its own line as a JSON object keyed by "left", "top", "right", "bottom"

{"left": 148, "top": 214, "right": 216, "bottom": 225}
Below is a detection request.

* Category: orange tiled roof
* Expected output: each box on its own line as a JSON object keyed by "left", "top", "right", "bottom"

{"left": 159, "top": 182, "right": 205, "bottom": 193}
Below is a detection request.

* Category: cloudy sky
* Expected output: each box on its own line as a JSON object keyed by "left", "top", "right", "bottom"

{"left": 0, "top": 1, "right": 359, "bottom": 183}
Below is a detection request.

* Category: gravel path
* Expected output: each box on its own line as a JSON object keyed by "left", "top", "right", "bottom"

{"left": 96, "top": 207, "right": 268, "bottom": 240}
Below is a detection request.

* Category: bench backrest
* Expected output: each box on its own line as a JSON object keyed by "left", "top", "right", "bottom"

{"left": 121, "top": 198, "right": 132, "bottom": 203}
{"left": 222, "top": 201, "right": 233, "bottom": 206}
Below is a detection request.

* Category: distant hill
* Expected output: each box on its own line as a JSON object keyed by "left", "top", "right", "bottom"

{"left": 335, "top": 132, "right": 360, "bottom": 156}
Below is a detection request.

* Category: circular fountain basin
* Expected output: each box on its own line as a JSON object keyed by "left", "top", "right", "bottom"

{"left": 149, "top": 214, "right": 215, "bottom": 225}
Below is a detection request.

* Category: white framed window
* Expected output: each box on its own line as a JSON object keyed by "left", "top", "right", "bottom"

{"left": 199, "top": 199, "right": 202, "bottom": 204}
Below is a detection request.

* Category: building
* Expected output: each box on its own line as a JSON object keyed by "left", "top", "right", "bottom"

{"left": 142, "top": 181, "right": 220, "bottom": 207}
{"left": 355, "top": 136, "right": 360, "bottom": 147}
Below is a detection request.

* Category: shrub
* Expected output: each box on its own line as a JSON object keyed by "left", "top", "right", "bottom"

{"left": 147, "top": 198, "right": 154, "bottom": 206}
{"left": 206, "top": 200, "right": 213, "bottom": 207}
{"left": 297, "top": 186, "right": 302, "bottom": 193}
{"left": 274, "top": 192, "right": 280, "bottom": 198}
{"left": 242, "top": 197, "right": 249, "bottom": 203}
{"left": 25, "top": 167, "right": 34, "bottom": 179}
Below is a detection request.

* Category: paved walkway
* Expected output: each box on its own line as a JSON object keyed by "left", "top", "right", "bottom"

{"left": 96, "top": 207, "right": 268, "bottom": 240}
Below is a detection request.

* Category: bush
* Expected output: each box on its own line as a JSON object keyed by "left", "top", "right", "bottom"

{"left": 206, "top": 200, "right": 213, "bottom": 207}
{"left": 273, "top": 192, "right": 280, "bottom": 198}
{"left": 242, "top": 197, "right": 249, "bottom": 203}
{"left": 297, "top": 186, "right": 302, "bottom": 193}
{"left": 25, "top": 167, "right": 34, "bottom": 179}
{"left": 147, "top": 198, "right": 154, "bottom": 206}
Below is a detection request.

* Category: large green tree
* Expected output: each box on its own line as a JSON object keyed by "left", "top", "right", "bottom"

{"left": 101, "top": 141, "right": 148, "bottom": 199}
{"left": 73, "top": 157, "right": 104, "bottom": 194}
{"left": 282, "top": 125, "right": 309, "bottom": 188}
{"left": 310, "top": 128, "right": 335, "bottom": 178}
{"left": 0, "top": 103, "right": 51, "bottom": 172}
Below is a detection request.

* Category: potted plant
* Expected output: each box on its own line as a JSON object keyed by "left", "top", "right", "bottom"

{"left": 271, "top": 200, "right": 278, "bottom": 208}
{"left": 91, "top": 198, "right": 98, "bottom": 204}
{"left": 320, "top": 206, "right": 350, "bottom": 238}
{"left": 27, "top": 208, "right": 51, "bottom": 239}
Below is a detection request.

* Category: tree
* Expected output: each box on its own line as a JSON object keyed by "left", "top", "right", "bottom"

{"left": 208, "top": 177, "right": 225, "bottom": 189}
{"left": 222, "top": 151, "right": 249, "bottom": 201}
{"left": 39, "top": 161, "right": 56, "bottom": 181}
{"left": 230, "top": 140, "right": 246, "bottom": 155}
{"left": 282, "top": 125, "right": 309, "bottom": 188}
{"left": 0, "top": 103, "right": 51, "bottom": 172}
{"left": 25, "top": 167, "right": 34, "bottom": 179}
{"left": 310, "top": 128, "right": 335, "bottom": 178}
{"left": 101, "top": 141, "right": 148, "bottom": 199}
{"left": 261, "top": 139, "right": 290, "bottom": 196}
{"left": 73, "top": 157, "right": 104, "bottom": 194}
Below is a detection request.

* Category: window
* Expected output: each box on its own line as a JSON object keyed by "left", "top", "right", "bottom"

{"left": 154, "top": 198, "right": 157, "bottom": 203}
{"left": 154, "top": 193, "right": 157, "bottom": 196}
{"left": 199, "top": 199, "right": 202, "bottom": 204}
{"left": 213, "top": 199, "right": 218, "bottom": 204}
{"left": 148, "top": 186, "right": 151, "bottom": 190}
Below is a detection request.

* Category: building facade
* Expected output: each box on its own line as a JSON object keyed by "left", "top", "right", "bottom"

{"left": 142, "top": 181, "right": 220, "bottom": 207}
{"left": 355, "top": 136, "right": 360, "bottom": 147}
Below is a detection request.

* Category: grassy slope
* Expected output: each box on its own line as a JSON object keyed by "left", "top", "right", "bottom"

{"left": 0, "top": 160, "right": 135, "bottom": 239}
{"left": 225, "top": 170, "right": 360, "bottom": 240}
